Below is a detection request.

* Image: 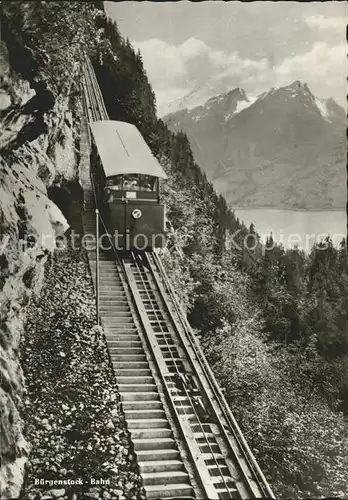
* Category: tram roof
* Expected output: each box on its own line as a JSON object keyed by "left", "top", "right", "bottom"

{"left": 89, "top": 120, "right": 167, "bottom": 179}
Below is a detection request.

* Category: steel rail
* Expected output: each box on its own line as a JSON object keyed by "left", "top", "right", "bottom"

{"left": 81, "top": 55, "right": 275, "bottom": 500}
{"left": 150, "top": 250, "right": 275, "bottom": 499}
{"left": 145, "top": 251, "right": 258, "bottom": 497}
{"left": 92, "top": 221, "right": 219, "bottom": 498}
{"left": 128, "top": 252, "right": 234, "bottom": 499}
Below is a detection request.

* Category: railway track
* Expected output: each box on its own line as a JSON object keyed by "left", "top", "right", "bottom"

{"left": 79, "top": 56, "right": 275, "bottom": 499}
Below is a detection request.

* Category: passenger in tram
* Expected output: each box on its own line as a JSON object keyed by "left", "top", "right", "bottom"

{"left": 106, "top": 174, "right": 155, "bottom": 192}
{"left": 106, "top": 176, "right": 122, "bottom": 191}
{"left": 113, "top": 177, "right": 123, "bottom": 190}
{"left": 123, "top": 175, "right": 139, "bottom": 191}
{"left": 140, "top": 175, "right": 155, "bottom": 192}
{"left": 130, "top": 179, "right": 139, "bottom": 190}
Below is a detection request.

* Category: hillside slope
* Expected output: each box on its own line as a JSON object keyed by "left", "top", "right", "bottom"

{"left": 0, "top": 3, "right": 100, "bottom": 496}
{"left": 164, "top": 82, "right": 346, "bottom": 209}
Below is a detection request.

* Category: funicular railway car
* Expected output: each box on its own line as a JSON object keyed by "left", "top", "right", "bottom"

{"left": 89, "top": 120, "right": 167, "bottom": 249}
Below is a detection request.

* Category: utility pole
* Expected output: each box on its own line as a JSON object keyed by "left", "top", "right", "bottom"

{"left": 96, "top": 208, "right": 100, "bottom": 325}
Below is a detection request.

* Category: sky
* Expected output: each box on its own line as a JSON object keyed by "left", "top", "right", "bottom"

{"left": 104, "top": 1, "right": 347, "bottom": 116}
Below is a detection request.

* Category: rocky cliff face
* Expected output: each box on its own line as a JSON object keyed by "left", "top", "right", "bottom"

{"left": 0, "top": 2, "right": 109, "bottom": 495}
{"left": 0, "top": 32, "right": 78, "bottom": 500}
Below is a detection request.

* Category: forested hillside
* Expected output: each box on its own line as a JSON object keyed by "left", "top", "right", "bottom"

{"left": 0, "top": 1, "right": 347, "bottom": 498}
{"left": 92, "top": 9, "right": 348, "bottom": 499}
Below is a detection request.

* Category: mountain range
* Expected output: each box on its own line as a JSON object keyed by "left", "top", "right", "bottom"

{"left": 163, "top": 81, "right": 346, "bottom": 210}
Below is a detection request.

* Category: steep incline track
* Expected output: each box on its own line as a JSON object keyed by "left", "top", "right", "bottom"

{"left": 81, "top": 58, "right": 195, "bottom": 499}
{"left": 80, "top": 57, "right": 275, "bottom": 500}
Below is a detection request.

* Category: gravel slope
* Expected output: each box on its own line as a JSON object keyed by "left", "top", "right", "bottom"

{"left": 20, "top": 246, "right": 144, "bottom": 500}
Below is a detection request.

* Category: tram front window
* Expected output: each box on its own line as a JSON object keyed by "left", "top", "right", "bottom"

{"left": 105, "top": 174, "right": 158, "bottom": 192}
{"left": 106, "top": 176, "right": 123, "bottom": 190}
{"left": 123, "top": 174, "right": 139, "bottom": 191}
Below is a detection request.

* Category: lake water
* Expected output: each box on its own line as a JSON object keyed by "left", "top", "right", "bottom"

{"left": 234, "top": 209, "right": 346, "bottom": 251}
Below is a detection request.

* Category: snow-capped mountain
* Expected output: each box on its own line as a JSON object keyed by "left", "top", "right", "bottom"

{"left": 167, "top": 87, "right": 255, "bottom": 125}
{"left": 161, "top": 81, "right": 230, "bottom": 116}
{"left": 163, "top": 81, "right": 346, "bottom": 209}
